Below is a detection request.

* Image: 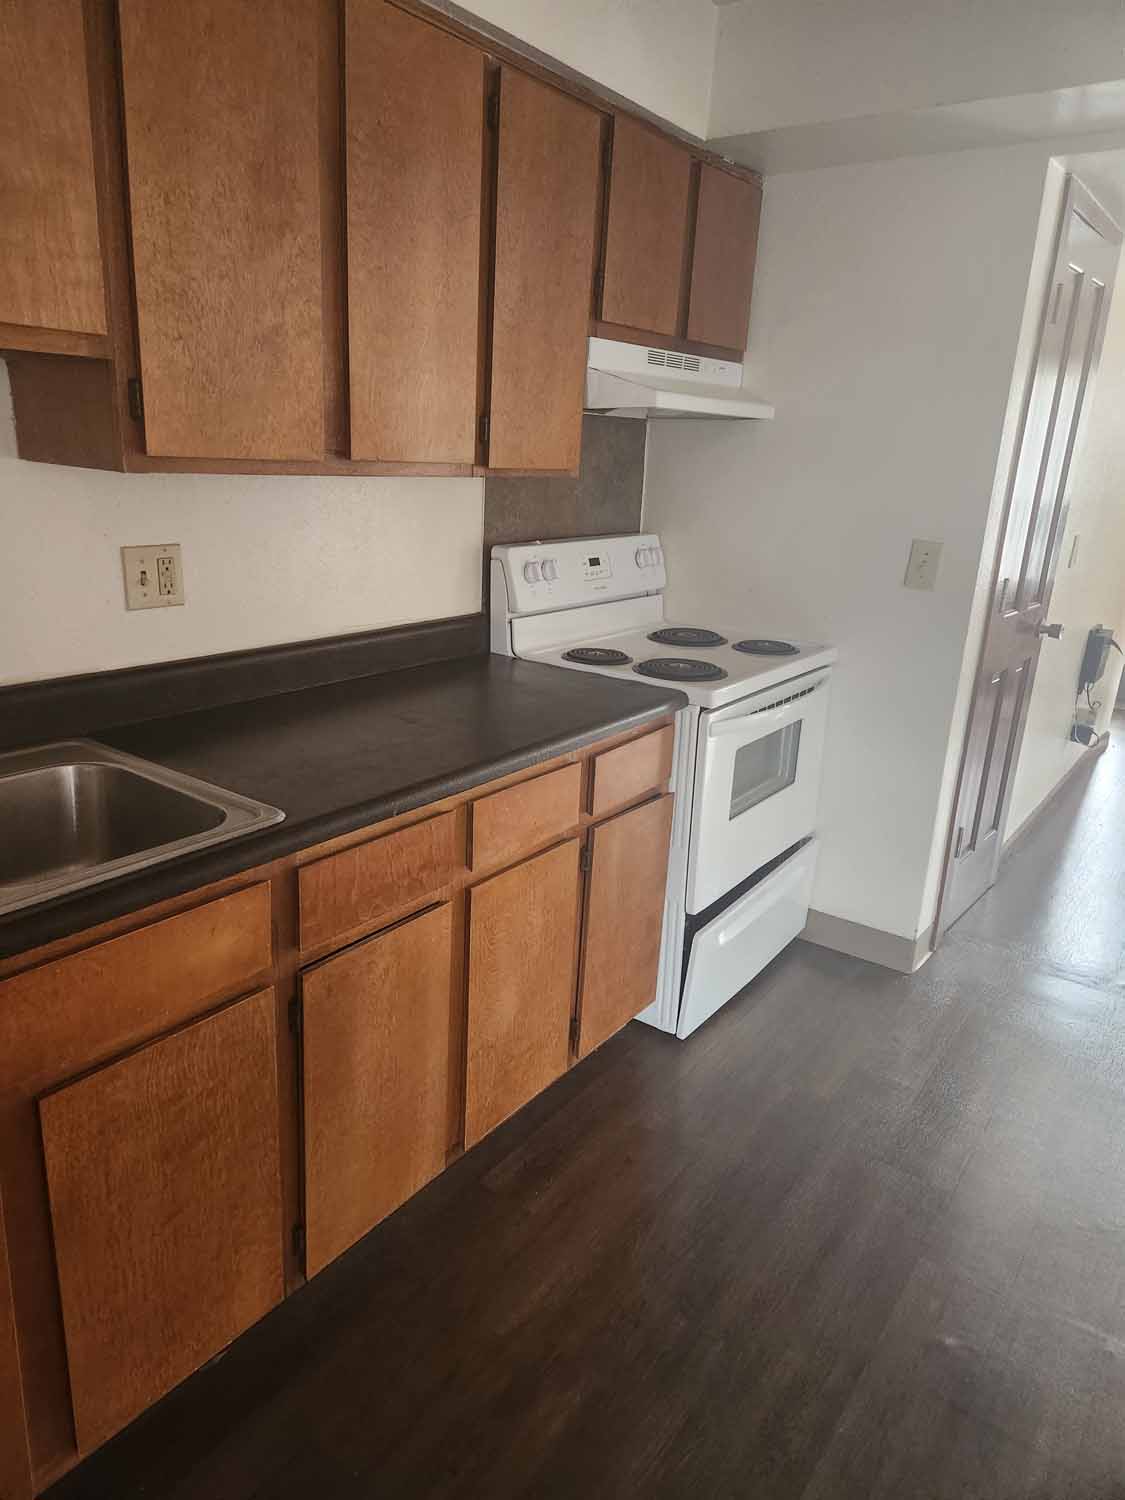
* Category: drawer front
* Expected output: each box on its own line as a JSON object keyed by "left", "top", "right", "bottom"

{"left": 0, "top": 884, "right": 273, "bottom": 1086}
{"left": 589, "top": 725, "right": 674, "bottom": 820}
{"left": 470, "top": 763, "right": 582, "bottom": 872}
{"left": 298, "top": 811, "right": 462, "bottom": 951}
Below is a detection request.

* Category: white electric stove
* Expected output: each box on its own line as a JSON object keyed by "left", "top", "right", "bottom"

{"left": 491, "top": 533, "right": 837, "bottom": 1039}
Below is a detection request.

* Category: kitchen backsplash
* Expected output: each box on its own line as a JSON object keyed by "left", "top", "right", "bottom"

{"left": 483, "top": 415, "right": 645, "bottom": 563}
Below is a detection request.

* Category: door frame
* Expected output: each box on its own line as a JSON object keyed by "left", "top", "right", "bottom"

{"left": 931, "top": 171, "right": 1122, "bottom": 944}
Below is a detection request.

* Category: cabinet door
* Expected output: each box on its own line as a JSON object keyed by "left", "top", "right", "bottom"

{"left": 118, "top": 0, "right": 324, "bottom": 459}
{"left": 39, "top": 988, "right": 284, "bottom": 1454}
{"left": 601, "top": 116, "right": 692, "bottom": 339}
{"left": 0, "top": 0, "right": 105, "bottom": 336}
{"left": 577, "top": 795, "right": 673, "bottom": 1058}
{"left": 301, "top": 903, "right": 456, "bottom": 1277}
{"left": 346, "top": 2, "right": 484, "bottom": 463}
{"left": 488, "top": 68, "right": 602, "bottom": 472}
{"left": 686, "top": 164, "right": 762, "bottom": 353}
{"left": 465, "top": 840, "right": 581, "bottom": 1145}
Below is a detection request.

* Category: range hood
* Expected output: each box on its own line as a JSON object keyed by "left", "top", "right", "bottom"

{"left": 585, "top": 337, "right": 774, "bottom": 421}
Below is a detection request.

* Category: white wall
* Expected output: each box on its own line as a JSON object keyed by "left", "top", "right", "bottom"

{"left": 1007, "top": 274, "right": 1125, "bottom": 835}
{"left": 711, "top": 0, "right": 1125, "bottom": 138}
{"left": 460, "top": 0, "right": 716, "bottom": 137}
{"left": 644, "top": 144, "right": 1053, "bottom": 942}
{"left": 0, "top": 363, "right": 483, "bottom": 686}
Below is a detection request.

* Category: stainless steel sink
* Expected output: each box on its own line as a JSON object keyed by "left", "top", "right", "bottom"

{"left": 0, "top": 740, "right": 284, "bottom": 916}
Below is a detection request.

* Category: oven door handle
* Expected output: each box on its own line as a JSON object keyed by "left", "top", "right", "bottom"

{"left": 706, "top": 674, "right": 829, "bottom": 739}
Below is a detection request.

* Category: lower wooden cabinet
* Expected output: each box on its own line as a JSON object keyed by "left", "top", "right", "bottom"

{"left": 465, "top": 839, "right": 581, "bottom": 1145}
{"left": 38, "top": 987, "right": 284, "bottom": 1453}
{"left": 577, "top": 796, "right": 674, "bottom": 1058}
{"left": 300, "top": 903, "right": 457, "bottom": 1277}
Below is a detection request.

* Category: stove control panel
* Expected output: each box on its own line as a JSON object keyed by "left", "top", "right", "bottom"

{"left": 494, "top": 534, "right": 666, "bottom": 614}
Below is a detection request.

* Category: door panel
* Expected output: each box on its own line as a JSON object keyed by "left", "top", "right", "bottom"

{"left": 465, "top": 840, "right": 580, "bottom": 1144}
{"left": 940, "top": 179, "right": 1120, "bottom": 931}
{"left": 601, "top": 117, "right": 692, "bottom": 337}
{"left": 118, "top": 0, "right": 324, "bottom": 459}
{"left": 39, "top": 988, "right": 283, "bottom": 1453}
{"left": 488, "top": 68, "right": 602, "bottom": 471}
{"left": 578, "top": 796, "right": 673, "bottom": 1058}
{"left": 0, "top": 0, "right": 106, "bottom": 335}
{"left": 346, "top": 1, "right": 484, "bottom": 462}
{"left": 302, "top": 904, "right": 456, "bottom": 1277}
{"left": 686, "top": 164, "right": 761, "bottom": 352}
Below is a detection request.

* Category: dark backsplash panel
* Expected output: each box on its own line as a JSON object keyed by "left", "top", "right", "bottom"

{"left": 0, "top": 613, "right": 487, "bottom": 751}
{"left": 483, "top": 415, "right": 645, "bottom": 557}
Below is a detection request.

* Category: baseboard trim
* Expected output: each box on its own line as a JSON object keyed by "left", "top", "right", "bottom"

{"left": 801, "top": 909, "right": 931, "bottom": 974}
{"left": 1002, "top": 729, "right": 1110, "bottom": 861}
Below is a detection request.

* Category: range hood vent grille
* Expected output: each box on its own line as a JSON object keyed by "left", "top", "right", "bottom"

{"left": 646, "top": 348, "right": 702, "bottom": 374}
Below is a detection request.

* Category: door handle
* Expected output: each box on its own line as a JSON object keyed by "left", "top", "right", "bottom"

{"left": 1036, "top": 621, "right": 1063, "bottom": 639}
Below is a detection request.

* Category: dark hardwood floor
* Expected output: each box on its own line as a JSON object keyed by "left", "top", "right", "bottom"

{"left": 48, "top": 733, "right": 1125, "bottom": 1499}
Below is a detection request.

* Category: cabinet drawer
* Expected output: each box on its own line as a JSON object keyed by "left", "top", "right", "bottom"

{"left": 470, "top": 763, "right": 582, "bottom": 872}
{"left": 0, "top": 884, "right": 273, "bottom": 1083}
{"left": 589, "top": 726, "right": 674, "bottom": 820}
{"left": 298, "top": 811, "right": 462, "bottom": 951}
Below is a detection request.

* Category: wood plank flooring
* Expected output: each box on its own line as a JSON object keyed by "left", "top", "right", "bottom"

{"left": 47, "top": 731, "right": 1125, "bottom": 1499}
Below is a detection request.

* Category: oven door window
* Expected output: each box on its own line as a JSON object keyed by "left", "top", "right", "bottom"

{"left": 729, "top": 722, "right": 802, "bottom": 820}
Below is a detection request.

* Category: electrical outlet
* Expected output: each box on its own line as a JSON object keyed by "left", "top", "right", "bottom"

{"left": 122, "top": 544, "right": 185, "bottom": 610}
{"left": 904, "top": 538, "right": 942, "bottom": 591}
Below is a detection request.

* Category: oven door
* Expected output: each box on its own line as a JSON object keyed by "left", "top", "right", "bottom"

{"left": 686, "top": 667, "right": 831, "bottom": 913}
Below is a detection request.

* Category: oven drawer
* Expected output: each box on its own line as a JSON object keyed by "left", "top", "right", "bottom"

{"left": 678, "top": 839, "right": 817, "bottom": 1038}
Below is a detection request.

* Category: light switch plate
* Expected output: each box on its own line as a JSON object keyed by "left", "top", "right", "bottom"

{"left": 122, "top": 544, "right": 185, "bottom": 609}
{"left": 904, "top": 538, "right": 942, "bottom": 591}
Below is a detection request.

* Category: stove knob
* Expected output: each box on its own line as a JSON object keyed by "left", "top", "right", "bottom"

{"left": 653, "top": 546, "right": 664, "bottom": 566}
{"left": 541, "top": 558, "right": 559, "bottom": 582}
{"left": 635, "top": 547, "right": 649, "bottom": 568}
{"left": 522, "top": 561, "right": 542, "bottom": 584}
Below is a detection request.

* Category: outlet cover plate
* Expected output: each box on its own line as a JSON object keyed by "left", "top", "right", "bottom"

{"left": 122, "top": 544, "right": 185, "bottom": 610}
{"left": 904, "top": 538, "right": 942, "bottom": 591}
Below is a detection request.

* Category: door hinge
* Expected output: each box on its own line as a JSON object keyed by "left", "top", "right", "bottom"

{"left": 127, "top": 376, "right": 144, "bottom": 423}
{"left": 486, "top": 87, "right": 500, "bottom": 131}
{"left": 579, "top": 844, "right": 592, "bottom": 874}
{"left": 478, "top": 412, "right": 491, "bottom": 446}
{"left": 292, "top": 1222, "right": 306, "bottom": 1266}
{"left": 569, "top": 1015, "right": 580, "bottom": 1049}
{"left": 289, "top": 997, "right": 303, "bottom": 1037}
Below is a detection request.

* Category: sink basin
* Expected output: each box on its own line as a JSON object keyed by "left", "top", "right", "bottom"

{"left": 0, "top": 740, "right": 284, "bottom": 916}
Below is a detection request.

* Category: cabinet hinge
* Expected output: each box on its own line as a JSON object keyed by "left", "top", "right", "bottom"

{"left": 292, "top": 1222, "right": 306, "bottom": 1266}
{"left": 486, "top": 88, "right": 500, "bottom": 131}
{"left": 127, "top": 376, "right": 144, "bottom": 423}
{"left": 478, "top": 413, "right": 491, "bottom": 446}
{"left": 288, "top": 997, "right": 303, "bottom": 1037}
{"left": 569, "top": 1015, "right": 580, "bottom": 1049}
{"left": 593, "top": 266, "right": 605, "bottom": 309}
{"left": 579, "top": 844, "right": 592, "bottom": 874}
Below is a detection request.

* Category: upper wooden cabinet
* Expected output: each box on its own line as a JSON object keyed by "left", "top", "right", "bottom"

{"left": 487, "top": 68, "right": 602, "bottom": 472}
{"left": 117, "top": 0, "right": 325, "bottom": 459}
{"left": 0, "top": 0, "right": 106, "bottom": 344}
{"left": 600, "top": 117, "right": 692, "bottom": 339}
{"left": 345, "top": 1, "right": 485, "bottom": 464}
{"left": 686, "top": 164, "right": 762, "bottom": 353}
{"left": 1, "top": 3, "right": 762, "bottom": 471}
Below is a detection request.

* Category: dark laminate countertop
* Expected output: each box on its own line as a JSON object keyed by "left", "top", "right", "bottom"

{"left": 0, "top": 655, "right": 684, "bottom": 961}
